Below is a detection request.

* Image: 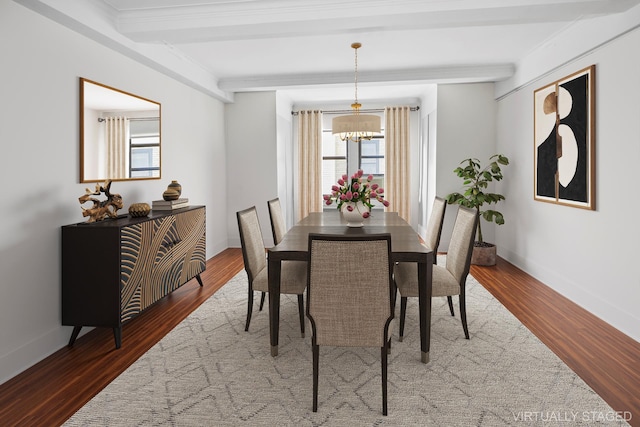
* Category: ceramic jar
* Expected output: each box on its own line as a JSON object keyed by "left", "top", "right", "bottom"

{"left": 162, "top": 189, "right": 180, "bottom": 201}
{"left": 167, "top": 180, "right": 182, "bottom": 196}
{"left": 128, "top": 202, "right": 151, "bottom": 217}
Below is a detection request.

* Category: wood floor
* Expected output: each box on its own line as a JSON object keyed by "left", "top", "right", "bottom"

{"left": 0, "top": 249, "right": 638, "bottom": 426}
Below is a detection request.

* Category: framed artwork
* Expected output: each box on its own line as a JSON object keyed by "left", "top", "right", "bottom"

{"left": 533, "top": 65, "right": 596, "bottom": 210}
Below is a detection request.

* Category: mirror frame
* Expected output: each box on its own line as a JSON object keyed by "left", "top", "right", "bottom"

{"left": 80, "top": 77, "right": 162, "bottom": 183}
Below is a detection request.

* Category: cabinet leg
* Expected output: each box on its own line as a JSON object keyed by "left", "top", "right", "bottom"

{"left": 68, "top": 326, "right": 82, "bottom": 347}
{"left": 113, "top": 327, "right": 122, "bottom": 349}
{"left": 195, "top": 274, "right": 203, "bottom": 287}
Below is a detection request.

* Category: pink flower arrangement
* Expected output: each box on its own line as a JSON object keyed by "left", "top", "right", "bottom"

{"left": 323, "top": 169, "right": 390, "bottom": 218}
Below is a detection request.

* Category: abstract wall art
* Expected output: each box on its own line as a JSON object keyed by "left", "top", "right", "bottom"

{"left": 533, "top": 65, "right": 596, "bottom": 210}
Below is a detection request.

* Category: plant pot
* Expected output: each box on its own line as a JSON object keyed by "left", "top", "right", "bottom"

{"left": 471, "top": 242, "right": 496, "bottom": 266}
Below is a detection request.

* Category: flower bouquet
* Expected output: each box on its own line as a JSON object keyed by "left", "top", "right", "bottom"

{"left": 323, "top": 169, "right": 389, "bottom": 219}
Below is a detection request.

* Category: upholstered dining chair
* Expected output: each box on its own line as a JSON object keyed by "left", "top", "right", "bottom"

{"left": 425, "top": 196, "right": 447, "bottom": 265}
{"left": 394, "top": 205, "right": 478, "bottom": 340}
{"left": 267, "top": 197, "right": 287, "bottom": 245}
{"left": 396, "top": 196, "right": 448, "bottom": 340}
{"left": 306, "top": 233, "right": 394, "bottom": 416}
{"left": 236, "top": 206, "right": 306, "bottom": 336}
{"left": 264, "top": 197, "right": 287, "bottom": 310}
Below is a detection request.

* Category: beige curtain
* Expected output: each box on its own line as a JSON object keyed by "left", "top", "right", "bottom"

{"left": 297, "top": 110, "right": 323, "bottom": 221}
{"left": 385, "top": 106, "right": 411, "bottom": 222}
{"left": 105, "top": 116, "right": 129, "bottom": 179}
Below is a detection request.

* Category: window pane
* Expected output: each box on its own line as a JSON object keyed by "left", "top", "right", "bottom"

{"left": 322, "top": 159, "right": 347, "bottom": 195}
{"left": 322, "top": 132, "right": 347, "bottom": 157}
{"left": 360, "top": 158, "right": 385, "bottom": 176}
{"left": 360, "top": 138, "right": 384, "bottom": 156}
{"left": 130, "top": 136, "right": 159, "bottom": 146}
{"left": 130, "top": 146, "right": 160, "bottom": 177}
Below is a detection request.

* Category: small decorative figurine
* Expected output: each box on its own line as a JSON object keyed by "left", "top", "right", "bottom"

{"left": 79, "top": 179, "right": 123, "bottom": 222}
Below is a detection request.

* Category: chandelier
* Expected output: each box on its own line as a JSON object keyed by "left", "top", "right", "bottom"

{"left": 332, "top": 42, "right": 381, "bottom": 143}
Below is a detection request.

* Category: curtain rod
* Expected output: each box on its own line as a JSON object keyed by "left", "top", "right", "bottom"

{"left": 98, "top": 117, "right": 159, "bottom": 122}
{"left": 291, "top": 106, "right": 419, "bottom": 115}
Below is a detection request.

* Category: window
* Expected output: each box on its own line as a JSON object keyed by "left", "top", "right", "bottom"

{"left": 129, "top": 119, "right": 160, "bottom": 178}
{"left": 359, "top": 136, "right": 385, "bottom": 191}
{"left": 321, "top": 112, "right": 385, "bottom": 206}
{"left": 321, "top": 131, "right": 347, "bottom": 196}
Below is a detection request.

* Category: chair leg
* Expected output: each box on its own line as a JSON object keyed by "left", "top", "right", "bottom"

{"left": 391, "top": 281, "right": 398, "bottom": 314}
{"left": 459, "top": 294, "right": 469, "bottom": 339}
{"left": 399, "top": 296, "right": 407, "bottom": 342}
{"left": 312, "top": 343, "right": 319, "bottom": 412}
{"left": 245, "top": 288, "right": 254, "bottom": 332}
{"left": 381, "top": 345, "right": 388, "bottom": 416}
{"left": 447, "top": 296, "right": 455, "bottom": 316}
{"left": 298, "top": 294, "right": 305, "bottom": 338}
{"left": 259, "top": 292, "right": 266, "bottom": 311}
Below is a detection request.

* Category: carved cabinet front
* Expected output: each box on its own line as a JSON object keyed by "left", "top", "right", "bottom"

{"left": 62, "top": 206, "right": 206, "bottom": 348}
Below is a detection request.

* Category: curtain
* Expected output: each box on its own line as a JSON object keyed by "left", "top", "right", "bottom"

{"left": 105, "top": 116, "right": 129, "bottom": 179}
{"left": 385, "top": 106, "right": 411, "bottom": 222}
{"left": 297, "top": 110, "right": 323, "bottom": 221}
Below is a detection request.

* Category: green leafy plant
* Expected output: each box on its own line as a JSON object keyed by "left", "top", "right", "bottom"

{"left": 446, "top": 154, "right": 509, "bottom": 244}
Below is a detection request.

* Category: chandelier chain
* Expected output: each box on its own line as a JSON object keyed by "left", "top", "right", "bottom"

{"left": 353, "top": 44, "right": 358, "bottom": 108}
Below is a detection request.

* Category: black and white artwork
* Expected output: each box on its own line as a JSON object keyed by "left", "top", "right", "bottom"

{"left": 534, "top": 65, "right": 595, "bottom": 210}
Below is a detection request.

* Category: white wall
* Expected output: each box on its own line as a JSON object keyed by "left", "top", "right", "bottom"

{"left": 275, "top": 92, "right": 295, "bottom": 232}
{"left": 0, "top": 1, "right": 227, "bottom": 384}
{"left": 434, "top": 83, "right": 498, "bottom": 250}
{"left": 495, "top": 27, "right": 640, "bottom": 341}
{"left": 225, "top": 91, "right": 279, "bottom": 248}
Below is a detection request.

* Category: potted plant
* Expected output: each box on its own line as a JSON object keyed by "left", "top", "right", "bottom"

{"left": 446, "top": 154, "right": 509, "bottom": 266}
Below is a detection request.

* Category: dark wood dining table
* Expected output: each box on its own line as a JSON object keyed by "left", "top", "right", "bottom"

{"left": 267, "top": 210, "right": 434, "bottom": 363}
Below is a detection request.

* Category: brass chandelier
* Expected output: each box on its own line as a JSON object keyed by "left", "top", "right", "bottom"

{"left": 332, "top": 42, "right": 381, "bottom": 143}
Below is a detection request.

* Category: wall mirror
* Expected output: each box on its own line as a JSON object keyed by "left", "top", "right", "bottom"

{"left": 80, "top": 77, "right": 161, "bottom": 183}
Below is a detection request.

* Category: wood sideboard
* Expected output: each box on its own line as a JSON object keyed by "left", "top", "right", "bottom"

{"left": 62, "top": 206, "right": 206, "bottom": 348}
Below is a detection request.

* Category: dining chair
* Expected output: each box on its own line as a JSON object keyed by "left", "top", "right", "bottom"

{"left": 267, "top": 197, "right": 287, "bottom": 245}
{"left": 236, "top": 206, "right": 306, "bottom": 336}
{"left": 264, "top": 197, "right": 287, "bottom": 311}
{"left": 394, "top": 205, "right": 478, "bottom": 340}
{"left": 306, "top": 233, "right": 394, "bottom": 416}
{"left": 394, "top": 196, "right": 447, "bottom": 339}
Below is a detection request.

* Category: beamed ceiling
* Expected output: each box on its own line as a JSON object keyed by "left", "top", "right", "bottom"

{"left": 15, "top": 0, "right": 640, "bottom": 103}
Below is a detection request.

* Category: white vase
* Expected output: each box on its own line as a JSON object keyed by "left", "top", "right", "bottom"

{"left": 341, "top": 201, "right": 368, "bottom": 227}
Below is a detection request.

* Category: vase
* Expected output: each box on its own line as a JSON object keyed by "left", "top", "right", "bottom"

{"left": 167, "top": 180, "right": 182, "bottom": 196}
{"left": 128, "top": 202, "right": 151, "bottom": 218}
{"left": 341, "top": 201, "right": 368, "bottom": 227}
{"left": 162, "top": 189, "right": 180, "bottom": 201}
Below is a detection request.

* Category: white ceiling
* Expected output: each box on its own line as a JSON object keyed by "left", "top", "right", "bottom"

{"left": 16, "top": 0, "right": 640, "bottom": 103}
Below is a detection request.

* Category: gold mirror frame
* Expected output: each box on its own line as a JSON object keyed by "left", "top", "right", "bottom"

{"left": 80, "top": 78, "right": 161, "bottom": 183}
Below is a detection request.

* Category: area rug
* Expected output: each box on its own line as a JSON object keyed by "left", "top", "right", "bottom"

{"left": 65, "top": 266, "right": 627, "bottom": 426}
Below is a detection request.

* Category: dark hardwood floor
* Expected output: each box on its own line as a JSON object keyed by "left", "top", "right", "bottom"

{"left": 0, "top": 249, "right": 638, "bottom": 426}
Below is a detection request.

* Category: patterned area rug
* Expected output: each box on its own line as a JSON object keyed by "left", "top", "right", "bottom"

{"left": 65, "top": 266, "right": 627, "bottom": 426}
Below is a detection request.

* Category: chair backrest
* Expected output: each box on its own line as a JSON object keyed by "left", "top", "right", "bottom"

{"left": 445, "top": 206, "right": 479, "bottom": 283}
{"left": 236, "top": 206, "right": 266, "bottom": 284}
{"left": 424, "top": 196, "right": 447, "bottom": 256}
{"left": 267, "top": 197, "right": 286, "bottom": 245}
{"left": 307, "top": 233, "right": 393, "bottom": 348}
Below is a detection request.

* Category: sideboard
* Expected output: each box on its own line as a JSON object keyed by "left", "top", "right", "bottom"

{"left": 62, "top": 206, "right": 206, "bottom": 349}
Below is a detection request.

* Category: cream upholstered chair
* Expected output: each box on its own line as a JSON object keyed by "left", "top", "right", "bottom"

{"left": 425, "top": 196, "right": 447, "bottom": 265}
{"left": 267, "top": 197, "right": 287, "bottom": 245}
{"left": 236, "top": 206, "right": 306, "bottom": 336}
{"left": 306, "top": 233, "right": 394, "bottom": 416}
{"left": 264, "top": 197, "right": 287, "bottom": 310}
{"left": 395, "top": 205, "right": 478, "bottom": 340}
{"left": 396, "top": 196, "right": 448, "bottom": 339}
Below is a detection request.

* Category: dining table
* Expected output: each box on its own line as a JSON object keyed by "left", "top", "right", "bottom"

{"left": 267, "top": 210, "right": 434, "bottom": 363}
